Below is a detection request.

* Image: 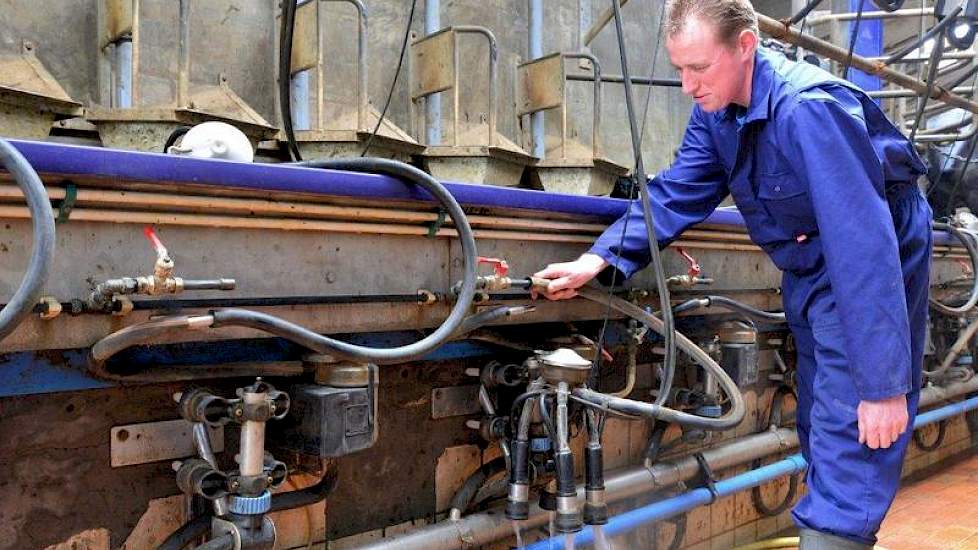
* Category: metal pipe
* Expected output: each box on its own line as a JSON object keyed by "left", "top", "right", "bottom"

{"left": 193, "top": 423, "right": 230, "bottom": 517}
{"left": 757, "top": 13, "right": 978, "bottom": 114}
{"left": 806, "top": 7, "right": 934, "bottom": 24}
{"left": 529, "top": 0, "right": 544, "bottom": 158}
{"left": 582, "top": 0, "right": 630, "bottom": 46}
{"left": 425, "top": 0, "right": 442, "bottom": 144}
{"left": 359, "top": 376, "right": 978, "bottom": 550}
{"left": 239, "top": 390, "right": 266, "bottom": 478}
{"left": 564, "top": 53, "right": 602, "bottom": 158}
{"left": 868, "top": 50, "right": 977, "bottom": 64}
{"left": 291, "top": 70, "right": 311, "bottom": 130}
{"left": 566, "top": 73, "right": 681, "bottom": 87}
{"left": 116, "top": 38, "right": 133, "bottom": 108}
{"left": 177, "top": 0, "right": 190, "bottom": 108}
{"left": 869, "top": 85, "right": 974, "bottom": 98}
{"left": 322, "top": 0, "right": 368, "bottom": 132}
{"left": 453, "top": 26, "right": 498, "bottom": 147}
{"left": 529, "top": 393, "right": 978, "bottom": 550}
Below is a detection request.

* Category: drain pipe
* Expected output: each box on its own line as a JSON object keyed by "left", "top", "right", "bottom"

{"left": 425, "top": 0, "right": 442, "bottom": 145}
{"left": 526, "top": 393, "right": 978, "bottom": 550}
{"left": 528, "top": 0, "right": 544, "bottom": 158}
{"left": 355, "top": 376, "right": 978, "bottom": 550}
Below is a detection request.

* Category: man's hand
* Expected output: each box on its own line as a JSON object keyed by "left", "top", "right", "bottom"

{"left": 532, "top": 254, "right": 609, "bottom": 301}
{"left": 857, "top": 394, "right": 909, "bottom": 450}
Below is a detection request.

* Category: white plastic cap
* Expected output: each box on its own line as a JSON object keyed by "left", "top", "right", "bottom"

{"left": 167, "top": 121, "right": 254, "bottom": 162}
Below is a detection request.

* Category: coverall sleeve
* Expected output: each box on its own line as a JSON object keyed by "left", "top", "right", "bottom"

{"left": 587, "top": 106, "right": 729, "bottom": 281}
{"left": 780, "top": 92, "right": 912, "bottom": 401}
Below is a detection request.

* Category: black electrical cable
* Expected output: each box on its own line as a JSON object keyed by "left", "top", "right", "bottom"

{"left": 278, "top": 0, "right": 302, "bottom": 161}
{"left": 913, "top": 417, "right": 948, "bottom": 451}
{"left": 192, "top": 535, "right": 234, "bottom": 550}
{"left": 609, "top": 0, "right": 677, "bottom": 409}
{"left": 886, "top": 6, "right": 961, "bottom": 66}
{"left": 448, "top": 457, "right": 508, "bottom": 516}
{"left": 0, "top": 140, "right": 56, "bottom": 344}
{"left": 158, "top": 515, "right": 211, "bottom": 550}
{"left": 750, "top": 385, "right": 800, "bottom": 517}
{"left": 788, "top": 0, "right": 827, "bottom": 26}
{"left": 909, "top": 27, "right": 949, "bottom": 141}
{"left": 361, "top": 0, "right": 417, "bottom": 156}
{"left": 842, "top": 0, "right": 867, "bottom": 80}
{"left": 268, "top": 465, "right": 339, "bottom": 512}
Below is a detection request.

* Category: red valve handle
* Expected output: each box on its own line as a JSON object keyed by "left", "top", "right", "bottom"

{"left": 143, "top": 225, "right": 169, "bottom": 258}
{"left": 477, "top": 256, "right": 509, "bottom": 277}
{"left": 675, "top": 247, "right": 701, "bottom": 278}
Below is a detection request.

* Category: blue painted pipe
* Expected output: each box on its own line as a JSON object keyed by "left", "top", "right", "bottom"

{"left": 525, "top": 395, "right": 978, "bottom": 550}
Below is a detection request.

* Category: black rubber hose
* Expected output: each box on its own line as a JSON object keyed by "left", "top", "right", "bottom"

{"left": 0, "top": 140, "right": 56, "bottom": 343}
{"left": 576, "top": 287, "right": 745, "bottom": 430}
{"left": 448, "top": 457, "right": 507, "bottom": 516}
{"left": 703, "top": 296, "right": 786, "bottom": 323}
{"left": 750, "top": 385, "right": 800, "bottom": 517}
{"left": 609, "top": 0, "right": 677, "bottom": 410}
{"left": 788, "top": 0, "right": 826, "bottom": 26}
{"left": 157, "top": 514, "right": 211, "bottom": 550}
{"left": 871, "top": 0, "right": 906, "bottom": 12}
{"left": 931, "top": 222, "right": 978, "bottom": 315}
{"left": 278, "top": 0, "right": 302, "bottom": 161}
{"left": 163, "top": 126, "right": 192, "bottom": 152}
{"left": 886, "top": 6, "right": 961, "bottom": 65}
{"left": 269, "top": 466, "right": 339, "bottom": 512}
{"left": 913, "top": 417, "right": 948, "bottom": 451}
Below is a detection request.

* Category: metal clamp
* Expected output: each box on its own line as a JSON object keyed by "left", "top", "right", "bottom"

{"left": 691, "top": 452, "right": 720, "bottom": 504}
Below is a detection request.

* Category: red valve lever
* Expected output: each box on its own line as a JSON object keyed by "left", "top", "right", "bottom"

{"left": 675, "top": 247, "right": 701, "bottom": 278}
{"left": 143, "top": 226, "right": 169, "bottom": 258}
{"left": 477, "top": 257, "right": 509, "bottom": 277}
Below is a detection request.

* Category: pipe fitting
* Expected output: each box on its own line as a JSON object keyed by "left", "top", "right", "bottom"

{"left": 176, "top": 458, "right": 229, "bottom": 500}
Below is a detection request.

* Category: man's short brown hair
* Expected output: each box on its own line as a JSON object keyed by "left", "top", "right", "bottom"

{"left": 665, "top": 0, "right": 759, "bottom": 46}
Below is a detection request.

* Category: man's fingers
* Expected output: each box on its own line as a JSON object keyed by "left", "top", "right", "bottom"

{"left": 547, "top": 276, "right": 575, "bottom": 294}
{"left": 858, "top": 416, "right": 866, "bottom": 445}
{"left": 866, "top": 429, "right": 881, "bottom": 450}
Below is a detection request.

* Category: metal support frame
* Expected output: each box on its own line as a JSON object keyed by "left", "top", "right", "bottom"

{"left": 410, "top": 26, "right": 498, "bottom": 147}
{"left": 758, "top": 13, "right": 978, "bottom": 114}
{"left": 516, "top": 52, "right": 603, "bottom": 160}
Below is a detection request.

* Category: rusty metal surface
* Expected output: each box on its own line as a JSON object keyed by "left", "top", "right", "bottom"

{"left": 100, "top": 0, "right": 134, "bottom": 47}
{"left": 110, "top": 419, "right": 224, "bottom": 467}
{"left": 516, "top": 53, "right": 565, "bottom": 117}
{"left": 430, "top": 385, "right": 481, "bottom": 419}
{"left": 410, "top": 29, "right": 456, "bottom": 100}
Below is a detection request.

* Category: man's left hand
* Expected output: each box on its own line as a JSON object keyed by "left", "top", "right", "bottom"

{"left": 857, "top": 394, "right": 909, "bottom": 450}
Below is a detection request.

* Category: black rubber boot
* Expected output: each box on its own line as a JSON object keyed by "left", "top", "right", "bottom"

{"left": 798, "top": 529, "right": 873, "bottom": 550}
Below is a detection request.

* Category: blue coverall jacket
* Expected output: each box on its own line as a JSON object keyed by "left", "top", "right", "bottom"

{"left": 589, "top": 48, "right": 933, "bottom": 543}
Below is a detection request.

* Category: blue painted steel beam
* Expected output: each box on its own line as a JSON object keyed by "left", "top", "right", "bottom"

{"left": 526, "top": 395, "right": 978, "bottom": 550}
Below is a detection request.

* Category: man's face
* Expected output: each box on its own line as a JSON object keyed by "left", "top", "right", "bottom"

{"left": 666, "top": 17, "right": 754, "bottom": 112}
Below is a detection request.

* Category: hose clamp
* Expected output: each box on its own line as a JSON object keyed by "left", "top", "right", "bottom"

{"left": 227, "top": 490, "right": 272, "bottom": 515}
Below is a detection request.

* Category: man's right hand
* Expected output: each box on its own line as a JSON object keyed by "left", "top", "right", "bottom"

{"left": 532, "top": 254, "right": 609, "bottom": 300}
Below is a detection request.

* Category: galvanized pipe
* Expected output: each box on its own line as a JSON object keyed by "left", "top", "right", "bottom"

{"left": 193, "top": 423, "right": 230, "bottom": 517}
{"left": 806, "top": 7, "right": 934, "bottom": 25}
{"left": 869, "top": 86, "right": 974, "bottom": 98}
{"left": 239, "top": 390, "right": 266, "bottom": 478}
{"left": 425, "top": 0, "right": 442, "bottom": 145}
{"left": 115, "top": 38, "right": 133, "bottom": 108}
{"left": 355, "top": 375, "right": 978, "bottom": 550}
{"left": 757, "top": 13, "right": 978, "bottom": 114}
{"left": 529, "top": 0, "right": 545, "bottom": 158}
{"left": 177, "top": 0, "right": 190, "bottom": 108}
{"left": 291, "top": 70, "right": 311, "bottom": 130}
{"left": 453, "top": 26, "right": 498, "bottom": 147}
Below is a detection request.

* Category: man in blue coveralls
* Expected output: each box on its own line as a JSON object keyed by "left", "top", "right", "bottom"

{"left": 533, "top": 1, "right": 932, "bottom": 548}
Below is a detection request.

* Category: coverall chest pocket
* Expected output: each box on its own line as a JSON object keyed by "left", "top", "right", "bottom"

{"left": 755, "top": 172, "right": 816, "bottom": 236}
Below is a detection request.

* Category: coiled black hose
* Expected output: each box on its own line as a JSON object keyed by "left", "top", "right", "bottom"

{"left": 448, "top": 457, "right": 507, "bottom": 517}
{"left": 0, "top": 140, "right": 56, "bottom": 343}
{"left": 672, "top": 296, "right": 786, "bottom": 323}
{"left": 158, "top": 515, "right": 211, "bottom": 550}
{"left": 750, "top": 385, "right": 800, "bottom": 517}
{"left": 931, "top": 222, "right": 978, "bottom": 315}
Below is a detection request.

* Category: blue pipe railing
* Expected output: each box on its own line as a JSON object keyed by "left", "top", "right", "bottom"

{"left": 525, "top": 395, "right": 978, "bottom": 550}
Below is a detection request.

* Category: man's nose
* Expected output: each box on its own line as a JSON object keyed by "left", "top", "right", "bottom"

{"left": 680, "top": 70, "right": 697, "bottom": 96}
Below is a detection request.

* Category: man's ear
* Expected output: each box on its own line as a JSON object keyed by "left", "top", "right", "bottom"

{"left": 738, "top": 29, "right": 758, "bottom": 59}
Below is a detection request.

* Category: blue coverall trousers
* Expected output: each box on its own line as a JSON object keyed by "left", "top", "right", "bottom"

{"left": 784, "top": 184, "right": 932, "bottom": 545}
